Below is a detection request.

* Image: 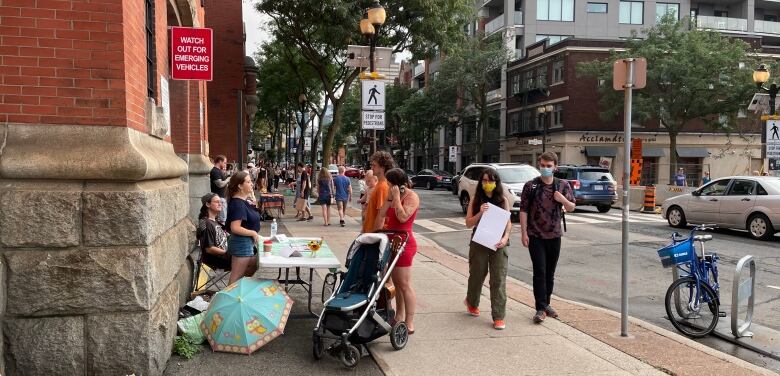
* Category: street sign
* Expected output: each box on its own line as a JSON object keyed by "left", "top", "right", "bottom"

{"left": 171, "top": 27, "right": 213, "bottom": 81}
{"left": 361, "top": 111, "right": 385, "bottom": 130}
{"left": 304, "top": 137, "right": 312, "bottom": 151}
{"left": 767, "top": 120, "right": 780, "bottom": 159}
{"left": 613, "top": 58, "right": 646, "bottom": 91}
{"left": 362, "top": 80, "right": 385, "bottom": 111}
{"left": 528, "top": 138, "right": 543, "bottom": 145}
{"left": 449, "top": 146, "right": 458, "bottom": 162}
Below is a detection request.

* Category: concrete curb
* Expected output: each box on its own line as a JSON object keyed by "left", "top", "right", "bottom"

{"left": 414, "top": 233, "right": 779, "bottom": 376}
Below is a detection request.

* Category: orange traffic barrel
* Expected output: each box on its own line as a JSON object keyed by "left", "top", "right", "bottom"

{"left": 643, "top": 185, "right": 656, "bottom": 212}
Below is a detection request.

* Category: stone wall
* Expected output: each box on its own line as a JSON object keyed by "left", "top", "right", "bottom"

{"left": 0, "top": 123, "right": 193, "bottom": 376}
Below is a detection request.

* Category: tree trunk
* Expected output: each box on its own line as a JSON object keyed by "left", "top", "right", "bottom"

{"left": 668, "top": 129, "right": 678, "bottom": 185}
{"left": 311, "top": 112, "right": 323, "bottom": 167}
{"left": 296, "top": 111, "right": 307, "bottom": 164}
{"left": 475, "top": 107, "right": 488, "bottom": 163}
{"left": 322, "top": 97, "right": 344, "bottom": 165}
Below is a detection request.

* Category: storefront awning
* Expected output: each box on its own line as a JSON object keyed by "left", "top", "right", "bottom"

{"left": 642, "top": 147, "right": 665, "bottom": 157}
{"left": 584, "top": 146, "right": 618, "bottom": 157}
{"left": 676, "top": 147, "right": 709, "bottom": 158}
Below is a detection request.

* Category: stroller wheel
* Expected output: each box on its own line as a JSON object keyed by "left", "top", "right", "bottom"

{"left": 312, "top": 334, "right": 324, "bottom": 360}
{"left": 340, "top": 344, "right": 361, "bottom": 368}
{"left": 390, "top": 321, "right": 409, "bottom": 350}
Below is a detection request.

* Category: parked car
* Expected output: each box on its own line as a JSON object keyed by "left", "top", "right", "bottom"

{"left": 344, "top": 167, "right": 362, "bottom": 179}
{"left": 328, "top": 164, "right": 339, "bottom": 176}
{"left": 662, "top": 176, "right": 780, "bottom": 240}
{"left": 554, "top": 165, "right": 618, "bottom": 213}
{"left": 411, "top": 169, "right": 453, "bottom": 190}
{"left": 451, "top": 172, "right": 461, "bottom": 195}
{"left": 405, "top": 169, "right": 416, "bottom": 179}
{"left": 457, "top": 163, "right": 540, "bottom": 219}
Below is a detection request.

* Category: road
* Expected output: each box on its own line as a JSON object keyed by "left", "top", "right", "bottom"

{"left": 410, "top": 186, "right": 780, "bottom": 372}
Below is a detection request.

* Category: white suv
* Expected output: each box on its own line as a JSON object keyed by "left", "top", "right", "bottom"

{"left": 457, "top": 163, "right": 540, "bottom": 219}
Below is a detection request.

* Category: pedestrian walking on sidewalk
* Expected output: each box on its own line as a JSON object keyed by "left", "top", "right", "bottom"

{"left": 316, "top": 167, "right": 335, "bottom": 226}
{"left": 295, "top": 162, "right": 314, "bottom": 221}
{"left": 334, "top": 166, "right": 353, "bottom": 227}
{"left": 377, "top": 168, "right": 419, "bottom": 334}
{"left": 225, "top": 171, "right": 260, "bottom": 285}
{"left": 464, "top": 168, "right": 512, "bottom": 330}
{"left": 363, "top": 151, "right": 395, "bottom": 233}
{"left": 519, "top": 151, "right": 575, "bottom": 323}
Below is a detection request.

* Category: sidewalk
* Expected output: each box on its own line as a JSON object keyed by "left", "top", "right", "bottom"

{"left": 281, "top": 198, "right": 777, "bottom": 376}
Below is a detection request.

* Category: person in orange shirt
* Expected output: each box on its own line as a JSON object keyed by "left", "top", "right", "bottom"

{"left": 362, "top": 151, "right": 395, "bottom": 233}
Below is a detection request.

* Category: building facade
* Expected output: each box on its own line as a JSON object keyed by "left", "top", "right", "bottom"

{"left": 0, "top": 1, "right": 221, "bottom": 374}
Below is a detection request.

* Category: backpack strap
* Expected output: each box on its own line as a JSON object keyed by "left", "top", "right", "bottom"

{"left": 523, "top": 177, "right": 541, "bottom": 214}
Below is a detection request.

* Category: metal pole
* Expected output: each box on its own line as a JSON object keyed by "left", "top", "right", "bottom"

{"left": 370, "top": 33, "right": 377, "bottom": 156}
{"left": 237, "top": 90, "right": 244, "bottom": 169}
{"left": 542, "top": 113, "right": 548, "bottom": 152}
{"left": 621, "top": 58, "right": 634, "bottom": 337}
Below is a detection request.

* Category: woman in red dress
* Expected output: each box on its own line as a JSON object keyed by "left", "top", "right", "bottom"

{"left": 378, "top": 168, "right": 420, "bottom": 334}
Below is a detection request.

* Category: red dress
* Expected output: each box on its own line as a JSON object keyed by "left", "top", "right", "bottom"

{"left": 385, "top": 195, "right": 418, "bottom": 267}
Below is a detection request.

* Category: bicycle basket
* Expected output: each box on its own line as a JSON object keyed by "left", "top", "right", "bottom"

{"left": 657, "top": 239, "right": 694, "bottom": 268}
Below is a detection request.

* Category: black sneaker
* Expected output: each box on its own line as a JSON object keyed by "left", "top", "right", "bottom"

{"left": 340, "top": 220, "right": 345, "bottom": 227}
{"left": 307, "top": 216, "right": 314, "bottom": 221}
{"left": 545, "top": 306, "right": 558, "bottom": 319}
{"left": 533, "top": 310, "right": 547, "bottom": 324}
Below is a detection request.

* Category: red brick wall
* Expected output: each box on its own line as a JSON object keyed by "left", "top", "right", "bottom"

{"left": 0, "top": 0, "right": 126, "bottom": 127}
{"left": 204, "top": 0, "right": 246, "bottom": 163}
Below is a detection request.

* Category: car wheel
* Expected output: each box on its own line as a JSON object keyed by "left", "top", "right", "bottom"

{"left": 427, "top": 181, "right": 434, "bottom": 190}
{"left": 596, "top": 205, "right": 611, "bottom": 213}
{"left": 747, "top": 213, "right": 775, "bottom": 240}
{"left": 667, "top": 206, "right": 687, "bottom": 228}
{"left": 460, "top": 193, "right": 470, "bottom": 214}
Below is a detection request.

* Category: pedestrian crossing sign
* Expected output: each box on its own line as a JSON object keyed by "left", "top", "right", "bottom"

{"left": 361, "top": 80, "right": 385, "bottom": 111}
{"left": 767, "top": 120, "right": 780, "bottom": 159}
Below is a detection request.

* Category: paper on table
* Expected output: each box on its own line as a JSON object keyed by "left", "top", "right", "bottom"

{"left": 471, "top": 203, "right": 510, "bottom": 251}
{"left": 274, "top": 234, "right": 289, "bottom": 243}
{"left": 279, "top": 244, "right": 303, "bottom": 258}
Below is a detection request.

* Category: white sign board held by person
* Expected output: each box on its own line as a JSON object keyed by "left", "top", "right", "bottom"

{"left": 471, "top": 203, "right": 510, "bottom": 251}
{"left": 361, "top": 111, "right": 385, "bottom": 130}
{"left": 362, "top": 80, "right": 385, "bottom": 111}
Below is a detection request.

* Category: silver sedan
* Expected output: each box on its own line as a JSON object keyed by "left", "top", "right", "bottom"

{"left": 661, "top": 176, "right": 780, "bottom": 240}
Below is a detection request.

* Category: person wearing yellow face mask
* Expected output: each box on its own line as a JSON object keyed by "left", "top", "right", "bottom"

{"left": 464, "top": 168, "right": 512, "bottom": 330}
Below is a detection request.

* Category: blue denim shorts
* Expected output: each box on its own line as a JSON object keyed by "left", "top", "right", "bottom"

{"left": 228, "top": 235, "right": 256, "bottom": 257}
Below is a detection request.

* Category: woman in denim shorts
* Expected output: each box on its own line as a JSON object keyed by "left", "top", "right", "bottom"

{"left": 226, "top": 171, "right": 260, "bottom": 285}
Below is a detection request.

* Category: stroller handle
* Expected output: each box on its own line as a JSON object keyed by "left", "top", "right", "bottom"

{"left": 373, "top": 230, "right": 410, "bottom": 251}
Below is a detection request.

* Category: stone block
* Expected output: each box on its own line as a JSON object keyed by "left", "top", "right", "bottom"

{"left": 86, "top": 281, "right": 179, "bottom": 376}
{"left": 0, "top": 187, "right": 81, "bottom": 248}
{"left": 148, "top": 220, "right": 192, "bottom": 303}
{"left": 4, "top": 316, "right": 85, "bottom": 376}
{"left": 82, "top": 179, "right": 188, "bottom": 246}
{"left": 5, "top": 247, "right": 150, "bottom": 315}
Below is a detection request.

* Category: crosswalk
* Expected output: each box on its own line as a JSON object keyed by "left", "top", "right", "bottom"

{"left": 412, "top": 211, "right": 668, "bottom": 234}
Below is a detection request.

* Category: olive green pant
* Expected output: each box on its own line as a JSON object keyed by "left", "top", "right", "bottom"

{"left": 465, "top": 241, "right": 508, "bottom": 320}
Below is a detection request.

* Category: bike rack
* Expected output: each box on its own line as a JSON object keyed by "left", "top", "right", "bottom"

{"left": 731, "top": 255, "right": 756, "bottom": 338}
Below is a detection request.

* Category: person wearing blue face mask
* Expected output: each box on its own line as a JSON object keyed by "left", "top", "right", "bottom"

{"left": 519, "top": 152, "right": 576, "bottom": 323}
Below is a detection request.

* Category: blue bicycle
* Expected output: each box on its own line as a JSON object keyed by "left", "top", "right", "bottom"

{"left": 658, "top": 224, "right": 722, "bottom": 337}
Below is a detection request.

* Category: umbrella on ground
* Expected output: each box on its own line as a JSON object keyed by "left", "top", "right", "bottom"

{"left": 200, "top": 278, "right": 293, "bottom": 354}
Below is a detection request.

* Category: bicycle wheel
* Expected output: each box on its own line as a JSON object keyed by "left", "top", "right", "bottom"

{"left": 664, "top": 276, "right": 719, "bottom": 337}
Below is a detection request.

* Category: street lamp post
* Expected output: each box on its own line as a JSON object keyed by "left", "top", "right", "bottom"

{"left": 537, "top": 104, "right": 554, "bottom": 152}
{"left": 753, "top": 64, "right": 778, "bottom": 170}
{"left": 297, "top": 93, "right": 307, "bottom": 164}
{"left": 360, "top": 1, "right": 386, "bottom": 156}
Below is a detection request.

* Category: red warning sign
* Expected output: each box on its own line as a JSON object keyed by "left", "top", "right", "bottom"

{"left": 171, "top": 27, "right": 213, "bottom": 81}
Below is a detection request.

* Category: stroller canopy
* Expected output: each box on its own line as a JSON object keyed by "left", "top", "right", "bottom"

{"left": 347, "top": 233, "right": 390, "bottom": 265}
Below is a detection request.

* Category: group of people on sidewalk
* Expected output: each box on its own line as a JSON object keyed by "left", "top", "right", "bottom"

{"left": 289, "top": 163, "right": 353, "bottom": 226}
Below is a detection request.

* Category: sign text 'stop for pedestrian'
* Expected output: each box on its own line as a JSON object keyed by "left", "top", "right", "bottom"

{"left": 171, "top": 27, "right": 213, "bottom": 81}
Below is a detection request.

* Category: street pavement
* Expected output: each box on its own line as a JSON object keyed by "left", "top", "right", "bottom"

{"left": 414, "top": 187, "right": 780, "bottom": 372}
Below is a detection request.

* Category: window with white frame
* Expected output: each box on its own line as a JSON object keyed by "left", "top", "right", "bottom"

{"left": 552, "top": 59, "right": 564, "bottom": 84}
{"left": 536, "top": 66, "right": 548, "bottom": 87}
{"left": 552, "top": 104, "right": 564, "bottom": 127}
{"left": 655, "top": 3, "right": 679, "bottom": 21}
{"left": 619, "top": 1, "right": 643, "bottom": 24}
{"left": 535, "top": 35, "right": 571, "bottom": 45}
{"left": 522, "top": 70, "right": 534, "bottom": 90}
{"left": 512, "top": 74, "right": 521, "bottom": 95}
{"left": 537, "top": 0, "right": 575, "bottom": 21}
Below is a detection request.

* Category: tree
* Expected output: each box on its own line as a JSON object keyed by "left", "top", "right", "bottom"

{"left": 253, "top": 0, "right": 474, "bottom": 164}
{"left": 427, "top": 34, "right": 510, "bottom": 162}
{"left": 577, "top": 15, "right": 758, "bottom": 181}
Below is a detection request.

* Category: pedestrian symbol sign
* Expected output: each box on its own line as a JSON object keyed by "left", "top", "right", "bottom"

{"left": 362, "top": 80, "right": 385, "bottom": 111}
{"left": 767, "top": 120, "right": 780, "bottom": 159}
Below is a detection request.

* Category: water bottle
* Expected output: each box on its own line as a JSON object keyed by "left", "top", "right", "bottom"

{"left": 270, "top": 219, "right": 278, "bottom": 238}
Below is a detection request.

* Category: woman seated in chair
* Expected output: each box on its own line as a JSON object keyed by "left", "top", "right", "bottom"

{"left": 196, "top": 193, "right": 231, "bottom": 270}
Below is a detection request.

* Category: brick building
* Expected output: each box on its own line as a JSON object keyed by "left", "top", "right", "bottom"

{"left": 204, "top": 0, "right": 257, "bottom": 166}
{"left": 0, "top": 0, "right": 216, "bottom": 374}
{"left": 503, "top": 38, "right": 764, "bottom": 185}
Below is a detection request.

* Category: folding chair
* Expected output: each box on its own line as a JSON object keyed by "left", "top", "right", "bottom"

{"left": 188, "top": 241, "right": 232, "bottom": 297}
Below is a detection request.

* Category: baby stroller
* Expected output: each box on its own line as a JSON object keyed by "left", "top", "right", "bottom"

{"left": 312, "top": 231, "right": 409, "bottom": 368}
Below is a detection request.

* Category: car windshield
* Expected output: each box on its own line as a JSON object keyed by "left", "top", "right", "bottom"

{"left": 497, "top": 167, "right": 540, "bottom": 183}
{"left": 434, "top": 170, "right": 452, "bottom": 177}
{"left": 579, "top": 169, "right": 615, "bottom": 181}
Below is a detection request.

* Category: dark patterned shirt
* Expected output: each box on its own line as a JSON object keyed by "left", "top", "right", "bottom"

{"left": 519, "top": 178, "right": 575, "bottom": 239}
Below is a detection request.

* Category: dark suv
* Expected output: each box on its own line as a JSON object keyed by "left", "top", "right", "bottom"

{"left": 554, "top": 165, "right": 617, "bottom": 213}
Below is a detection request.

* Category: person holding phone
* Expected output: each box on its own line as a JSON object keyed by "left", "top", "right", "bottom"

{"left": 464, "top": 168, "right": 512, "bottom": 330}
{"left": 377, "top": 168, "right": 420, "bottom": 334}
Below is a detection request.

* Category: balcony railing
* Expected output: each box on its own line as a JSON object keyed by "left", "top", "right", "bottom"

{"left": 755, "top": 20, "right": 780, "bottom": 34}
{"left": 413, "top": 61, "right": 425, "bottom": 78}
{"left": 696, "top": 15, "right": 747, "bottom": 32}
{"left": 485, "top": 15, "right": 505, "bottom": 35}
{"left": 486, "top": 88, "right": 503, "bottom": 103}
{"left": 514, "top": 11, "right": 523, "bottom": 26}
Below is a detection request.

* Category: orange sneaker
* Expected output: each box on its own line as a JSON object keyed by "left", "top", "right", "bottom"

{"left": 463, "top": 299, "right": 480, "bottom": 317}
{"left": 493, "top": 319, "right": 506, "bottom": 330}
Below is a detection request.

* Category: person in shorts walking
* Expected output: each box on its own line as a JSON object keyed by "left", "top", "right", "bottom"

{"left": 333, "top": 166, "right": 353, "bottom": 227}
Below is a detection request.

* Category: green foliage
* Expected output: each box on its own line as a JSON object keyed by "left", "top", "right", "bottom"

{"left": 172, "top": 335, "right": 201, "bottom": 360}
{"left": 252, "top": 0, "right": 475, "bottom": 164}
{"left": 577, "top": 15, "right": 758, "bottom": 178}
